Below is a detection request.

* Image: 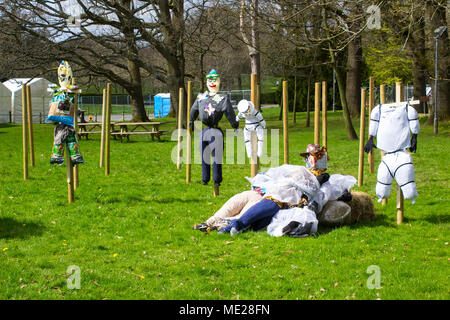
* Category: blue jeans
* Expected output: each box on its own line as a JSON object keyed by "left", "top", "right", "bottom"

{"left": 231, "top": 198, "right": 280, "bottom": 232}
{"left": 200, "top": 127, "right": 223, "bottom": 185}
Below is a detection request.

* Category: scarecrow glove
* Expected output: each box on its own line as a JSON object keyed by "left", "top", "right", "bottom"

{"left": 364, "top": 136, "right": 377, "bottom": 154}
{"left": 409, "top": 134, "right": 418, "bottom": 153}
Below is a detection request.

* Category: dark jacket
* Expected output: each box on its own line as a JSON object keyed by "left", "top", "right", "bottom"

{"left": 189, "top": 92, "right": 239, "bottom": 130}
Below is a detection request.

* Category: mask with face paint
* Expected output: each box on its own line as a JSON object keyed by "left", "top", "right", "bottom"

{"left": 206, "top": 69, "right": 220, "bottom": 95}
{"left": 58, "top": 60, "right": 73, "bottom": 89}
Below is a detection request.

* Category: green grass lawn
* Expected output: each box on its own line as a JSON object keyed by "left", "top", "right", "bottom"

{"left": 0, "top": 108, "right": 448, "bottom": 300}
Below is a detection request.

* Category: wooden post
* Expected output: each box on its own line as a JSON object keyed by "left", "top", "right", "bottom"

{"left": 105, "top": 83, "right": 112, "bottom": 176}
{"left": 322, "top": 81, "right": 327, "bottom": 148}
{"left": 72, "top": 91, "right": 79, "bottom": 189}
{"left": 380, "top": 84, "right": 387, "bottom": 205}
{"left": 251, "top": 74, "right": 259, "bottom": 175}
{"left": 282, "top": 80, "right": 289, "bottom": 164}
{"left": 186, "top": 81, "right": 192, "bottom": 184}
{"left": 314, "top": 82, "right": 321, "bottom": 145}
{"left": 395, "top": 81, "right": 404, "bottom": 224}
{"left": 66, "top": 146, "right": 74, "bottom": 204}
{"left": 368, "top": 76, "right": 375, "bottom": 173}
{"left": 22, "top": 84, "right": 28, "bottom": 180}
{"left": 26, "top": 85, "right": 35, "bottom": 167}
{"left": 177, "top": 87, "right": 184, "bottom": 170}
{"left": 358, "top": 89, "right": 366, "bottom": 187}
{"left": 100, "top": 89, "right": 107, "bottom": 168}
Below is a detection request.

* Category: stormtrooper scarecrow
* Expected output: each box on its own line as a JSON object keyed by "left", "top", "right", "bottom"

{"left": 189, "top": 69, "right": 239, "bottom": 186}
{"left": 236, "top": 99, "right": 266, "bottom": 158}
{"left": 47, "top": 61, "right": 84, "bottom": 165}
{"left": 365, "top": 103, "right": 420, "bottom": 203}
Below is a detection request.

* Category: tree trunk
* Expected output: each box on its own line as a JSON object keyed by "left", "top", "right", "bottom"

{"left": 160, "top": 0, "right": 186, "bottom": 126}
{"left": 129, "top": 86, "right": 147, "bottom": 122}
{"left": 404, "top": 13, "right": 427, "bottom": 114}
{"left": 427, "top": 0, "right": 450, "bottom": 122}
{"left": 323, "top": 7, "right": 358, "bottom": 140}
{"left": 335, "top": 62, "right": 358, "bottom": 140}
{"left": 241, "top": 0, "right": 261, "bottom": 83}
{"left": 306, "top": 72, "right": 311, "bottom": 127}
{"left": 345, "top": 32, "right": 362, "bottom": 118}
{"left": 122, "top": 0, "right": 148, "bottom": 122}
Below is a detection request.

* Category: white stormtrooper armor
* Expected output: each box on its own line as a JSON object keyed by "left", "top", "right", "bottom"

{"left": 368, "top": 103, "right": 420, "bottom": 203}
{"left": 236, "top": 100, "right": 266, "bottom": 158}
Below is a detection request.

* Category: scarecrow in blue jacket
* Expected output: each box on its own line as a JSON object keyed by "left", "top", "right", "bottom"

{"left": 47, "top": 60, "right": 84, "bottom": 165}
{"left": 189, "top": 69, "right": 239, "bottom": 186}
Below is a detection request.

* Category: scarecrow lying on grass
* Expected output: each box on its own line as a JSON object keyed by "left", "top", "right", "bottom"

{"left": 194, "top": 144, "right": 375, "bottom": 237}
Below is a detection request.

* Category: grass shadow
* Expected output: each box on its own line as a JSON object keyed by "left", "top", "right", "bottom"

{"left": 317, "top": 213, "right": 395, "bottom": 235}
{"left": 0, "top": 124, "right": 16, "bottom": 129}
{"left": 0, "top": 218, "right": 44, "bottom": 239}
{"left": 404, "top": 214, "right": 449, "bottom": 224}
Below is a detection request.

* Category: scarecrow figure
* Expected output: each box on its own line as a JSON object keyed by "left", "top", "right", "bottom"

{"left": 236, "top": 99, "right": 266, "bottom": 158}
{"left": 365, "top": 103, "right": 420, "bottom": 203}
{"left": 47, "top": 60, "right": 84, "bottom": 165}
{"left": 189, "top": 69, "right": 239, "bottom": 186}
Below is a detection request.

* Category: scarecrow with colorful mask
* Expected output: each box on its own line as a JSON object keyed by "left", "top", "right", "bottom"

{"left": 47, "top": 60, "right": 84, "bottom": 165}
{"left": 189, "top": 69, "right": 239, "bottom": 186}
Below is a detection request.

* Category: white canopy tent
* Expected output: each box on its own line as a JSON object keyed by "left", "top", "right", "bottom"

{"left": 2, "top": 78, "right": 53, "bottom": 123}
{"left": 0, "top": 82, "right": 11, "bottom": 123}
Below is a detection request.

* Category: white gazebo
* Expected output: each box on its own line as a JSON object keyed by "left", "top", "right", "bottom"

{"left": 2, "top": 78, "right": 53, "bottom": 123}
{"left": 0, "top": 82, "right": 11, "bottom": 123}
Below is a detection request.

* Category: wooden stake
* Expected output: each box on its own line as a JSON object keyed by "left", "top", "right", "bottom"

{"left": 100, "top": 89, "right": 107, "bottom": 168}
{"left": 105, "top": 83, "right": 112, "bottom": 176}
{"left": 213, "top": 184, "right": 219, "bottom": 198}
{"left": 314, "top": 82, "right": 321, "bottom": 145}
{"left": 26, "top": 85, "right": 35, "bottom": 167}
{"left": 186, "top": 81, "right": 192, "bottom": 184}
{"left": 368, "top": 76, "right": 375, "bottom": 174}
{"left": 72, "top": 91, "right": 79, "bottom": 189}
{"left": 322, "top": 81, "right": 327, "bottom": 148}
{"left": 177, "top": 87, "right": 184, "bottom": 170}
{"left": 395, "top": 81, "right": 404, "bottom": 224}
{"left": 22, "top": 84, "right": 28, "bottom": 180}
{"left": 380, "top": 84, "right": 387, "bottom": 205}
{"left": 282, "top": 80, "right": 289, "bottom": 164}
{"left": 251, "top": 74, "right": 258, "bottom": 110}
{"left": 358, "top": 89, "right": 366, "bottom": 187}
{"left": 66, "top": 146, "right": 74, "bottom": 204}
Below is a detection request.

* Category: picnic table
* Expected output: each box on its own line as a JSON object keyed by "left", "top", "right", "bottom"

{"left": 111, "top": 122, "right": 164, "bottom": 142}
{"left": 77, "top": 122, "right": 165, "bottom": 142}
{"left": 77, "top": 122, "right": 102, "bottom": 140}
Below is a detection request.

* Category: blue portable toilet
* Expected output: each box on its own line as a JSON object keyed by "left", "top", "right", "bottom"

{"left": 154, "top": 93, "right": 171, "bottom": 118}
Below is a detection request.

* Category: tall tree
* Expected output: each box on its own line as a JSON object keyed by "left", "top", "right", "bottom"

{"left": 427, "top": 0, "right": 450, "bottom": 121}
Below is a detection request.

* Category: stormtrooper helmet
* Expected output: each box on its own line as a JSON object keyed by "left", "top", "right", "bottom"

{"left": 58, "top": 60, "right": 73, "bottom": 89}
{"left": 237, "top": 99, "right": 255, "bottom": 115}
